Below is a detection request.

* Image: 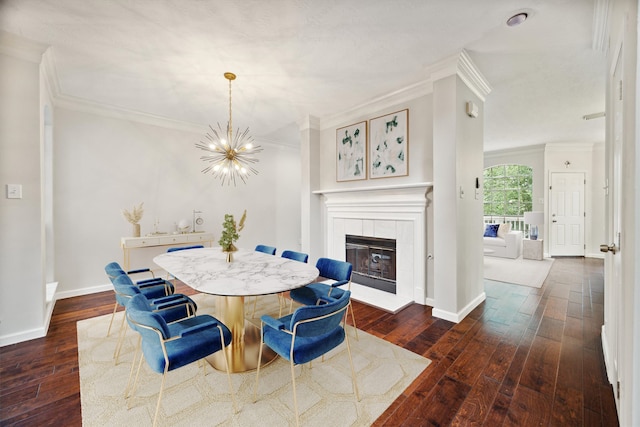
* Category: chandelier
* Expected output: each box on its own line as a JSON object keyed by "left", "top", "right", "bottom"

{"left": 196, "top": 72, "right": 262, "bottom": 185}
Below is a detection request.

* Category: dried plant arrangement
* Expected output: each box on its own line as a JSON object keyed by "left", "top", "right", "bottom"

{"left": 122, "top": 202, "right": 144, "bottom": 224}
{"left": 122, "top": 202, "right": 144, "bottom": 237}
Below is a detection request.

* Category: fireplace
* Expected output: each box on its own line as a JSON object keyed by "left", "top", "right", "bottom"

{"left": 345, "top": 235, "right": 396, "bottom": 294}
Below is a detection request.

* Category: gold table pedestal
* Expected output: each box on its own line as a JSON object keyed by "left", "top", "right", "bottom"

{"left": 206, "top": 295, "right": 278, "bottom": 373}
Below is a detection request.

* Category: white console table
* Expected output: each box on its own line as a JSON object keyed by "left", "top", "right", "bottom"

{"left": 121, "top": 232, "right": 214, "bottom": 270}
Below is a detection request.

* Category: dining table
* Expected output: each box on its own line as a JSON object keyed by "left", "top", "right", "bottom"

{"left": 153, "top": 247, "right": 319, "bottom": 372}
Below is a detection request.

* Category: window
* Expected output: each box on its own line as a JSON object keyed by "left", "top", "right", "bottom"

{"left": 483, "top": 165, "right": 533, "bottom": 217}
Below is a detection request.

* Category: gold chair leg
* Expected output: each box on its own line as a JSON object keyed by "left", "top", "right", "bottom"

{"left": 348, "top": 302, "right": 359, "bottom": 340}
{"left": 344, "top": 332, "right": 360, "bottom": 403}
{"left": 252, "top": 330, "right": 265, "bottom": 402}
{"left": 152, "top": 370, "right": 167, "bottom": 427}
{"left": 127, "top": 350, "right": 146, "bottom": 408}
{"left": 291, "top": 361, "right": 300, "bottom": 427}
{"left": 113, "top": 312, "right": 128, "bottom": 364}
{"left": 277, "top": 293, "right": 284, "bottom": 317}
{"left": 124, "top": 336, "right": 141, "bottom": 398}
{"left": 251, "top": 296, "right": 258, "bottom": 318}
{"left": 218, "top": 328, "right": 238, "bottom": 414}
{"left": 106, "top": 303, "right": 118, "bottom": 336}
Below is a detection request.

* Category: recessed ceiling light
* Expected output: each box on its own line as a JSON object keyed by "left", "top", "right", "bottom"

{"left": 507, "top": 12, "right": 528, "bottom": 27}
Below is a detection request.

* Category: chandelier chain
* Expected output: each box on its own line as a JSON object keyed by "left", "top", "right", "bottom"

{"left": 228, "top": 77, "right": 233, "bottom": 143}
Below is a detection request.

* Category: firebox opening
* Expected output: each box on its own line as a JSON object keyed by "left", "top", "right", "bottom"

{"left": 345, "top": 235, "right": 397, "bottom": 294}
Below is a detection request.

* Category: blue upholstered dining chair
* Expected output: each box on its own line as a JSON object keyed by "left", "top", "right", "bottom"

{"left": 281, "top": 250, "right": 309, "bottom": 263}
{"left": 105, "top": 262, "right": 175, "bottom": 337}
{"left": 110, "top": 274, "right": 196, "bottom": 364}
{"left": 126, "top": 293, "right": 237, "bottom": 427}
{"left": 250, "top": 249, "right": 310, "bottom": 318}
{"left": 105, "top": 261, "right": 173, "bottom": 295}
{"left": 253, "top": 290, "right": 359, "bottom": 426}
{"left": 166, "top": 245, "right": 204, "bottom": 252}
{"left": 288, "top": 257, "right": 358, "bottom": 338}
{"left": 255, "top": 244, "right": 277, "bottom": 255}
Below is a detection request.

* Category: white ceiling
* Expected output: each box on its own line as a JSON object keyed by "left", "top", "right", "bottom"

{"left": 0, "top": 0, "right": 606, "bottom": 151}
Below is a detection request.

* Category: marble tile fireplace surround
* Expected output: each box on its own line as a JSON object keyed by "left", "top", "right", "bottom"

{"left": 314, "top": 183, "right": 432, "bottom": 313}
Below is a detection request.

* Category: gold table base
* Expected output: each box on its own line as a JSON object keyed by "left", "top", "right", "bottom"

{"left": 205, "top": 295, "right": 278, "bottom": 373}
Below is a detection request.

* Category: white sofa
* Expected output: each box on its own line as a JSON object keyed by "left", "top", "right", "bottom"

{"left": 484, "top": 230, "right": 523, "bottom": 259}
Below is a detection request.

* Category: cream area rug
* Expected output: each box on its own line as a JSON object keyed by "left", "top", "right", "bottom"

{"left": 78, "top": 293, "right": 430, "bottom": 426}
{"left": 484, "top": 256, "right": 555, "bottom": 288}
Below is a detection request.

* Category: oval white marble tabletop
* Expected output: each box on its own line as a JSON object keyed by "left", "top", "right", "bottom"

{"left": 153, "top": 247, "right": 319, "bottom": 296}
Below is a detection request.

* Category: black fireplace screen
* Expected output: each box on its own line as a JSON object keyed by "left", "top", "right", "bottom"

{"left": 345, "top": 235, "right": 396, "bottom": 294}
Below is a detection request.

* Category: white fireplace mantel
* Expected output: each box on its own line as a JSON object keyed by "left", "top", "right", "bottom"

{"left": 315, "top": 183, "right": 432, "bottom": 312}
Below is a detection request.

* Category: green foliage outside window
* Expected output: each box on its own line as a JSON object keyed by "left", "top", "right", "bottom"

{"left": 483, "top": 165, "right": 533, "bottom": 216}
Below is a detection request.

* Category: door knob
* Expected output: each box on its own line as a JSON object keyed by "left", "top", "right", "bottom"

{"left": 600, "top": 243, "right": 618, "bottom": 254}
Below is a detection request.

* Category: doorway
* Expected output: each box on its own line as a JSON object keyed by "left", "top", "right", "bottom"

{"left": 549, "top": 172, "right": 585, "bottom": 256}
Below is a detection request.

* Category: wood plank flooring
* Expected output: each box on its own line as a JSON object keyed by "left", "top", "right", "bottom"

{"left": 0, "top": 257, "right": 618, "bottom": 426}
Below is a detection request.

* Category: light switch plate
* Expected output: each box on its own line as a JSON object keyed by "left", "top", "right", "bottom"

{"left": 6, "top": 184, "right": 22, "bottom": 199}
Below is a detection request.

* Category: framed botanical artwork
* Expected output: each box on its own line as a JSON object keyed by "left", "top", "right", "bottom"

{"left": 336, "top": 121, "right": 367, "bottom": 182}
{"left": 369, "top": 109, "right": 409, "bottom": 178}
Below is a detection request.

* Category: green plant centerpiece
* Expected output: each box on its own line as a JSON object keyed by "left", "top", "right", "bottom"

{"left": 219, "top": 210, "right": 246, "bottom": 261}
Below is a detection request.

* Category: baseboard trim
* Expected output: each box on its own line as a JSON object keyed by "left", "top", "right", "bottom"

{"left": 0, "top": 326, "right": 46, "bottom": 347}
{"left": 432, "top": 292, "right": 486, "bottom": 323}
{"left": 601, "top": 325, "right": 616, "bottom": 385}
{"left": 55, "top": 283, "right": 112, "bottom": 300}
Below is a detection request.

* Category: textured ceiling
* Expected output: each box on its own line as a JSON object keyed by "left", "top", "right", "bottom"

{"left": 0, "top": 0, "right": 606, "bottom": 151}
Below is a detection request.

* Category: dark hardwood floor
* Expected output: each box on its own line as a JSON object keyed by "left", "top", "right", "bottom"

{"left": 0, "top": 257, "right": 618, "bottom": 426}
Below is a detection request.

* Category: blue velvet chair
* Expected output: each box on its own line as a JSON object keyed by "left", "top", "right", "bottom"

{"left": 288, "top": 258, "right": 358, "bottom": 338}
{"left": 166, "top": 245, "right": 204, "bottom": 252}
{"left": 111, "top": 274, "right": 196, "bottom": 363}
{"left": 255, "top": 244, "right": 277, "bottom": 255}
{"left": 105, "top": 261, "right": 172, "bottom": 294}
{"left": 253, "top": 291, "right": 359, "bottom": 426}
{"left": 105, "top": 262, "right": 175, "bottom": 337}
{"left": 250, "top": 249, "right": 309, "bottom": 318}
{"left": 126, "top": 293, "right": 237, "bottom": 426}
{"left": 281, "top": 250, "right": 309, "bottom": 263}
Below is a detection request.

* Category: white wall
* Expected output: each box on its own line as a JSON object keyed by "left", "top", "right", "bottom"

{"left": 53, "top": 107, "right": 303, "bottom": 296}
{"left": 432, "top": 74, "right": 486, "bottom": 321}
{"left": 0, "top": 50, "right": 46, "bottom": 343}
{"left": 317, "top": 95, "right": 433, "bottom": 191}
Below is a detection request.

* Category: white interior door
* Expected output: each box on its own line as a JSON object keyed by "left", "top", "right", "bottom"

{"left": 549, "top": 172, "right": 585, "bottom": 256}
{"left": 603, "top": 43, "right": 624, "bottom": 412}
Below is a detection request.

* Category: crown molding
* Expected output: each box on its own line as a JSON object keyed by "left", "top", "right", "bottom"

{"left": 41, "top": 48, "right": 60, "bottom": 102}
{"left": 0, "top": 31, "right": 47, "bottom": 63}
{"left": 54, "top": 92, "right": 206, "bottom": 133}
{"left": 484, "top": 143, "right": 546, "bottom": 158}
{"left": 428, "top": 49, "right": 492, "bottom": 101}
{"left": 318, "top": 79, "right": 433, "bottom": 131}
{"left": 544, "top": 142, "right": 602, "bottom": 152}
{"left": 592, "top": 0, "right": 610, "bottom": 54}
{"left": 299, "top": 114, "right": 321, "bottom": 131}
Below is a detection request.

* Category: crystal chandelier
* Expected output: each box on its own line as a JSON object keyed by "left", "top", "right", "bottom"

{"left": 196, "top": 72, "right": 262, "bottom": 185}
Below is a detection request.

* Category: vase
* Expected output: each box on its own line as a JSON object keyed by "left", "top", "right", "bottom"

{"left": 223, "top": 244, "right": 238, "bottom": 263}
{"left": 132, "top": 223, "right": 141, "bottom": 238}
{"left": 530, "top": 225, "right": 538, "bottom": 240}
